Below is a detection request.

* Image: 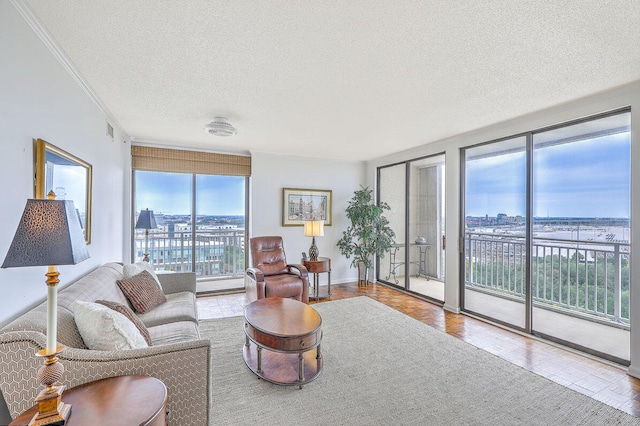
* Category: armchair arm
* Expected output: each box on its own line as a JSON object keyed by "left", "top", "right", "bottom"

{"left": 0, "top": 331, "right": 210, "bottom": 426}
{"left": 245, "top": 267, "right": 265, "bottom": 303}
{"left": 245, "top": 267, "right": 264, "bottom": 283}
{"left": 286, "top": 263, "right": 309, "bottom": 278}
{"left": 287, "top": 264, "right": 310, "bottom": 304}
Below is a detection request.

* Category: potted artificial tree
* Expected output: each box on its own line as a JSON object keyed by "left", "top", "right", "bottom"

{"left": 337, "top": 186, "right": 395, "bottom": 286}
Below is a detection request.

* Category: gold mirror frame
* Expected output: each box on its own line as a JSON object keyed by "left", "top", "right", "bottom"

{"left": 35, "top": 139, "right": 93, "bottom": 244}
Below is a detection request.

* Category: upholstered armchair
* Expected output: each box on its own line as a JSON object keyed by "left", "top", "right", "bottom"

{"left": 246, "top": 236, "right": 310, "bottom": 304}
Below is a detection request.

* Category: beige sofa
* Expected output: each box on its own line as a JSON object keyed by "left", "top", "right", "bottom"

{"left": 0, "top": 262, "right": 210, "bottom": 426}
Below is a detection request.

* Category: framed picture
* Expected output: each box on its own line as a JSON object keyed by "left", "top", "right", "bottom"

{"left": 35, "top": 139, "right": 93, "bottom": 244}
{"left": 282, "top": 188, "right": 332, "bottom": 226}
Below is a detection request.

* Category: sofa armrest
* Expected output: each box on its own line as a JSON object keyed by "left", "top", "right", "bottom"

{"left": 0, "top": 331, "right": 210, "bottom": 426}
{"left": 157, "top": 272, "right": 196, "bottom": 294}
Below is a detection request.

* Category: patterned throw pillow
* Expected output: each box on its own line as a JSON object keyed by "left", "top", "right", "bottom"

{"left": 123, "top": 261, "right": 162, "bottom": 288}
{"left": 73, "top": 300, "right": 149, "bottom": 350}
{"left": 95, "top": 300, "right": 152, "bottom": 346}
{"left": 116, "top": 270, "right": 167, "bottom": 314}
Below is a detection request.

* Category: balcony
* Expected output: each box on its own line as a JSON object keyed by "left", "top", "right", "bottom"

{"left": 134, "top": 228, "right": 246, "bottom": 292}
{"left": 464, "top": 231, "right": 630, "bottom": 362}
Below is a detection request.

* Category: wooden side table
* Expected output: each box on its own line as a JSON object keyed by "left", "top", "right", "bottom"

{"left": 302, "top": 257, "right": 331, "bottom": 300}
{"left": 10, "top": 375, "right": 167, "bottom": 426}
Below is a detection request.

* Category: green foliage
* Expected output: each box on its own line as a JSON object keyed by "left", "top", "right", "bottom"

{"left": 466, "top": 253, "right": 630, "bottom": 321}
{"left": 337, "top": 186, "right": 396, "bottom": 270}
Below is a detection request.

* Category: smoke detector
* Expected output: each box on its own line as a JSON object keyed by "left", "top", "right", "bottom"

{"left": 204, "top": 117, "right": 237, "bottom": 137}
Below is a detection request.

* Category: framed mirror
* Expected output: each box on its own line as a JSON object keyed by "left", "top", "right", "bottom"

{"left": 35, "top": 138, "right": 92, "bottom": 244}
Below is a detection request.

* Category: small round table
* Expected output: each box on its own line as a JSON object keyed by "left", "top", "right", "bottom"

{"left": 302, "top": 257, "right": 331, "bottom": 300}
{"left": 9, "top": 375, "right": 167, "bottom": 426}
{"left": 243, "top": 297, "right": 323, "bottom": 389}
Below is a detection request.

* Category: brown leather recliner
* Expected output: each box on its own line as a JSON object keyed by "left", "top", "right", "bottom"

{"left": 245, "top": 236, "right": 310, "bottom": 304}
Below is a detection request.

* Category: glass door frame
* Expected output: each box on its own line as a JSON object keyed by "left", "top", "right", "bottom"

{"left": 377, "top": 152, "right": 446, "bottom": 302}
{"left": 459, "top": 133, "right": 532, "bottom": 333}
{"left": 459, "top": 107, "right": 631, "bottom": 356}
{"left": 131, "top": 170, "right": 250, "bottom": 295}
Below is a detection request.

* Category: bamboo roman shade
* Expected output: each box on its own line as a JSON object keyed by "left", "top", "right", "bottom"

{"left": 131, "top": 146, "right": 251, "bottom": 176}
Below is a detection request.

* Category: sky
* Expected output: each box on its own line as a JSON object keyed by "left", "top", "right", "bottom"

{"left": 133, "top": 123, "right": 630, "bottom": 220}
{"left": 135, "top": 172, "right": 245, "bottom": 215}
{"left": 49, "top": 164, "right": 87, "bottom": 213}
{"left": 465, "top": 132, "right": 630, "bottom": 218}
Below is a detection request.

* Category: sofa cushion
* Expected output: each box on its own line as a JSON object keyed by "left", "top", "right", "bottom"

{"left": 136, "top": 291, "right": 198, "bottom": 327}
{"left": 57, "top": 262, "right": 131, "bottom": 312}
{"left": 74, "top": 300, "right": 149, "bottom": 350}
{"left": 123, "top": 261, "right": 162, "bottom": 288}
{"left": 96, "top": 300, "right": 152, "bottom": 346}
{"left": 148, "top": 320, "right": 201, "bottom": 346}
{"left": 117, "top": 270, "right": 167, "bottom": 314}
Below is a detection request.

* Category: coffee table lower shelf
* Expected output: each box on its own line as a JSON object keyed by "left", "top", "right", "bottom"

{"left": 243, "top": 341, "right": 323, "bottom": 388}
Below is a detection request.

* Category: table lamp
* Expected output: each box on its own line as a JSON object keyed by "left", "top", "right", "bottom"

{"left": 304, "top": 220, "right": 324, "bottom": 261}
{"left": 135, "top": 208, "right": 157, "bottom": 262}
{"left": 2, "top": 192, "right": 90, "bottom": 426}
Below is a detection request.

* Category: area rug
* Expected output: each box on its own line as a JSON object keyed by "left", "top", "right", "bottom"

{"left": 199, "top": 297, "right": 639, "bottom": 425}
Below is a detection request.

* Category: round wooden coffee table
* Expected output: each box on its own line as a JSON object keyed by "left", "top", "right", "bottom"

{"left": 243, "top": 297, "right": 322, "bottom": 389}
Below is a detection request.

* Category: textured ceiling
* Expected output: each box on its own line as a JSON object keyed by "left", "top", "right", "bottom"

{"left": 20, "top": 0, "right": 640, "bottom": 160}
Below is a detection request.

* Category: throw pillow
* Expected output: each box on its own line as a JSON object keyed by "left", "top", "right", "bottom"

{"left": 116, "top": 270, "right": 167, "bottom": 314}
{"left": 95, "top": 300, "right": 152, "bottom": 346}
{"left": 123, "top": 261, "right": 162, "bottom": 288}
{"left": 73, "top": 300, "right": 149, "bottom": 350}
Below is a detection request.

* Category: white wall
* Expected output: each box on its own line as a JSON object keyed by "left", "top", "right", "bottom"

{"left": 250, "top": 151, "right": 366, "bottom": 284}
{"left": 367, "top": 81, "right": 640, "bottom": 374}
{"left": 0, "top": 2, "right": 128, "bottom": 328}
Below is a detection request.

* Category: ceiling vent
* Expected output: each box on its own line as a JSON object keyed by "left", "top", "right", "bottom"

{"left": 204, "top": 117, "right": 237, "bottom": 137}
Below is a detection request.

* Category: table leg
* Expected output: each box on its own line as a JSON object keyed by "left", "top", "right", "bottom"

{"left": 316, "top": 342, "right": 322, "bottom": 360}
{"left": 257, "top": 346, "right": 263, "bottom": 373}
{"left": 298, "top": 352, "right": 304, "bottom": 389}
{"left": 314, "top": 273, "right": 319, "bottom": 299}
{"left": 327, "top": 270, "right": 331, "bottom": 297}
{"left": 387, "top": 246, "right": 400, "bottom": 284}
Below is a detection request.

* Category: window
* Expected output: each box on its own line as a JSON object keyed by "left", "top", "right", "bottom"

{"left": 132, "top": 147, "right": 250, "bottom": 294}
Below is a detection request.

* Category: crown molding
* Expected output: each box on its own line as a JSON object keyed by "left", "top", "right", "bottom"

{"left": 10, "top": 0, "right": 127, "bottom": 139}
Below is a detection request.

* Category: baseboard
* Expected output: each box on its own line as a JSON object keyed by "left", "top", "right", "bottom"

{"left": 627, "top": 364, "right": 640, "bottom": 379}
{"left": 443, "top": 303, "right": 460, "bottom": 314}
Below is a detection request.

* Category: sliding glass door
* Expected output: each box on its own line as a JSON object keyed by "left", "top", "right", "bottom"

{"left": 133, "top": 171, "right": 247, "bottom": 294}
{"left": 531, "top": 112, "right": 631, "bottom": 363}
{"left": 378, "top": 163, "right": 406, "bottom": 286}
{"left": 463, "top": 136, "right": 528, "bottom": 329}
{"left": 378, "top": 154, "right": 446, "bottom": 302}
{"left": 461, "top": 109, "right": 631, "bottom": 363}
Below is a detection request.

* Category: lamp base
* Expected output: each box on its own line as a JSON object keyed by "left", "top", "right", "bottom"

{"left": 29, "top": 385, "right": 71, "bottom": 426}
{"left": 308, "top": 237, "right": 319, "bottom": 261}
{"left": 30, "top": 347, "right": 71, "bottom": 426}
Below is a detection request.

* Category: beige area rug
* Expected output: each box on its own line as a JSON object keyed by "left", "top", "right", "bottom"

{"left": 199, "top": 297, "right": 640, "bottom": 425}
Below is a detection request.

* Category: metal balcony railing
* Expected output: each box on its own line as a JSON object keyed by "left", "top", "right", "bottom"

{"left": 465, "top": 232, "right": 630, "bottom": 326}
{"left": 134, "top": 229, "right": 246, "bottom": 279}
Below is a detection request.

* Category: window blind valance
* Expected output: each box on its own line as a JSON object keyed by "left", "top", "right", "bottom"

{"left": 131, "top": 146, "right": 251, "bottom": 176}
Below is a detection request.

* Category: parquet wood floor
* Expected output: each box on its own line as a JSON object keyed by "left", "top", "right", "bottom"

{"left": 197, "top": 282, "right": 640, "bottom": 417}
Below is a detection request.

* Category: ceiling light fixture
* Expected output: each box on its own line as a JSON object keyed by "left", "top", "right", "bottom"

{"left": 204, "top": 117, "right": 237, "bottom": 137}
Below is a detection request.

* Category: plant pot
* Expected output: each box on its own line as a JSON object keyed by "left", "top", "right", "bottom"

{"left": 357, "top": 261, "right": 369, "bottom": 287}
